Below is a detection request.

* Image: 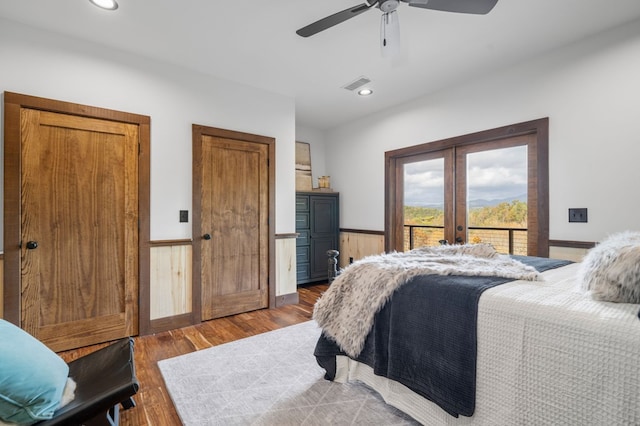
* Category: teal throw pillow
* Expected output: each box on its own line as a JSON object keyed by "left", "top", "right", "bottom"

{"left": 0, "top": 319, "right": 69, "bottom": 424}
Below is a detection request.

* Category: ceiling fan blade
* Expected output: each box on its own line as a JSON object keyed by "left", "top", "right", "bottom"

{"left": 380, "top": 11, "right": 400, "bottom": 58}
{"left": 405, "top": 0, "right": 498, "bottom": 15}
{"left": 296, "top": 3, "right": 373, "bottom": 37}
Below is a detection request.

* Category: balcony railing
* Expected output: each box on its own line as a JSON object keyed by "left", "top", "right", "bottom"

{"left": 404, "top": 224, "right": 528, "bottom": 255}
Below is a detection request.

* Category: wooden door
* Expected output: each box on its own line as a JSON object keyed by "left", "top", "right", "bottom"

{"left": 18, "top": 108, "right": 139, "bottom": 351}
{"left": 194, "top": 126, "right": 272, "bottom": 321}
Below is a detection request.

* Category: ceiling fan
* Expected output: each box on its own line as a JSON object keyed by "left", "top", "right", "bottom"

{"left": 296, "top": 0, "right": 498, "bottom": 56}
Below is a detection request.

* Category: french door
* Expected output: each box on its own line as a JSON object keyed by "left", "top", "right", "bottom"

{"left": 386, "top": 119, "right": 549, "bottom": 257}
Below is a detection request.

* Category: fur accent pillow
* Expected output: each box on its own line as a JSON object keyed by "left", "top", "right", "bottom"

{"left": 579, "top": 231, "right": 640, "bottom": 303}
{"left": 411, "top": 242, "right": 499, "bottom": 258}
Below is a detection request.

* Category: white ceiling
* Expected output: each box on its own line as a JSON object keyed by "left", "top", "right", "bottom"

{"left": 2, "top": 1, "right": 640, "bottom": 130}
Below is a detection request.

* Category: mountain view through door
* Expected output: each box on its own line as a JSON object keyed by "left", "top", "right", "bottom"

{"left": 465, "top": 145, "right": 528, "bottom": 254}
{"left": 386, "top": 119, "right": 548, "bottom": 257}
{"left": 403, "top": 144, "right": 528, "bottom": 254}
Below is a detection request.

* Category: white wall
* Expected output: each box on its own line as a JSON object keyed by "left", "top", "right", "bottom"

{"left": 4, "top": 16, "right": 640, "bottom": 249}
{"left": 0, "top": 18, "right": 296, "bottom": 250}
{"left": 295, "top": 124, "right": 327, "bottom": 189}
{"left": 323, "top": 18, "right": 640, "bottom": 243}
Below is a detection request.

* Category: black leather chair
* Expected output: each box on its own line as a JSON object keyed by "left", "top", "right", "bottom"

{"left": 35, "top": 338, "right": 139, "bottom": 426}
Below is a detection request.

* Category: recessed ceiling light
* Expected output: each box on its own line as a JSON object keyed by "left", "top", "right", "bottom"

{"left": 358, "top": 88, "right": 373, "bottom": 96}
{"left": 89, "top": 0, "right": 119, "bottom": 10}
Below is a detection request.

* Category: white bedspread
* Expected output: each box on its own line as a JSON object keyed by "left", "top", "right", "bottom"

{"left": 334, "top": 263, "right": 640, "bottom": 425}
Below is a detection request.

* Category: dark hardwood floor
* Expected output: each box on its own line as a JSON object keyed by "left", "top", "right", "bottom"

{"left": 58, "top": 283, "right": 329, "bottom": 425}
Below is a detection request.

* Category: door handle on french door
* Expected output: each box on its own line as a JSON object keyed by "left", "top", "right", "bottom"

{"left": 26, "top": 241, "right": 39, "bottom": 250}
{"left": 203, "top": 234, "right": 212, "bottom": 240}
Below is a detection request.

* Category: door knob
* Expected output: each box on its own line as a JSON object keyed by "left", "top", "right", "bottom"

{"left": 203, "top": 234, "right": 212, "bottom": 240}
{"left": 26, "top": 241, "right": 38, "bottom": 250}
{"left": 455, "top": 237, "right": 464, "bottom": 243}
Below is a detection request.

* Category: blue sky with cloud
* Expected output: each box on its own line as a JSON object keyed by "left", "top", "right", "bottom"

{"left": 404, "top": 145, "right": 527, "bottom": 207}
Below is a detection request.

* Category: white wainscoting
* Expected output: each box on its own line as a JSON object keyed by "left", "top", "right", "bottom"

{"left": 549, "top": 246, "right": 589, "bottom": 262}
{"left": 150, "top": 245, "right": 192, "bottom": 320}
{"left": 0, "top": 238, "right": 589, "bottom": 324}
{"left": 276, "top": 235, "right": 298, "bottom": 305}
{"left": 339, "top": 231, "right": 385, "bottom": 268}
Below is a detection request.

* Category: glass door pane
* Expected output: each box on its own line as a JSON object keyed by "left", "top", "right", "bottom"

{"left": 464, "top": 145, "right": 528, "bottom": 254}
{"left": 403, "top": 157, "right": 446, "bottom": 251}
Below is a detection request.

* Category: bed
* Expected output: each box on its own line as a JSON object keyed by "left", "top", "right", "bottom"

{"left": 313, "top": 242, "right": 640, "bottom": 425}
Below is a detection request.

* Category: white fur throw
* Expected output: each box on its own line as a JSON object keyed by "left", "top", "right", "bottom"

{"left": 60, "top": 377, "right": 76, "bottom": 409}
{"left": 579, "top": 231, "right": 640, "bottom": 304}
{"left": 313, "top": 244, "right": 541, "bottom": 357}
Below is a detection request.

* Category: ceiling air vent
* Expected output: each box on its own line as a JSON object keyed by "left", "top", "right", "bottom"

{"left": 342, "top": 76, "right": 371, "bottom": 91}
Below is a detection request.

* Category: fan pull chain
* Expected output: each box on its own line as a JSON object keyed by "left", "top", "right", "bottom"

{"left": 381, "top": 10, "right": 400, "bottom": 58}
{"left": 382, "top": 12, "right": 389, "bottom": 46}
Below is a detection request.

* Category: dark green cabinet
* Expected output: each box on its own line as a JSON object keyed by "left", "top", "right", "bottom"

{"left": 296, "top": 192, "right": 339, "bottom": 284}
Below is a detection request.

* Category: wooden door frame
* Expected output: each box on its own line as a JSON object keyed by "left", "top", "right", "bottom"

{"left": 385, "top": 118, "right": 549, "bottom": 256}
{"left": 191, "top": 124, "right": 276, "bottom": 325}
{"left": 2, "top": 92, "right": 152, "bottom": 334}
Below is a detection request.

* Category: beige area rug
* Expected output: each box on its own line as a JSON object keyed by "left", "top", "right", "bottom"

{"left": 158, "top": 320, "right": 419, "bottom": 425}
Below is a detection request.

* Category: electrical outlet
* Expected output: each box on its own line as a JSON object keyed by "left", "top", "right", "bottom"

{"left": 568, "top": 208, "right": 587, "bottom": 223}
{"left": 179, "top": 210, "right": 189, "bottom": 223}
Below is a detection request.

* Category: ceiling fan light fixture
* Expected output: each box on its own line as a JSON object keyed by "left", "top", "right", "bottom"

{"left": 358, "top": 88, "right": 373, "bottom": 96}
{"left": 296, "top": 0, "right": 499, "bottom": 53}
{"left": 379, "top": 0, "right": 400, "bottom": 13}
{"left": 89, "top": 0, "right": 119, "bottom": 11}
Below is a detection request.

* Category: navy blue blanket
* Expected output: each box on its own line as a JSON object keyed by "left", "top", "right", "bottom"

{"left": 314, "top": 255, "right": 572, "bottom": 418}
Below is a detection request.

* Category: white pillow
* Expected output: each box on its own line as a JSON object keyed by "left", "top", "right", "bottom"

{"left": 579, "top": 231, "right": 640, "bottom": 303}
